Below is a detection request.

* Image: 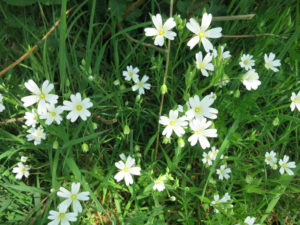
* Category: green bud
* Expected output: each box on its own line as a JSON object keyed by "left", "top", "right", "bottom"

{"left": 186, "top": 164, "right": 191, "bottom": 171}
{"left": 123, "top": 125, "right": 130, "bottom": 135}
{"left": 163, "top": 136, "right": 171, "bottom": 144}
{"left": 120, "top": 85, "right": 126, "bottom": 90}
{"left": 161, "top": 84, "right": 168, "bottom": 94}
{"left": 53, "top": 140, "right": 59, "bottom": 149}
{"left": 245, "top": 175, "right": 253, "bottom": 184}
{"left": 234, "top": 89, "right": 240, "bottom": 98}
{"left": 134, "top": 145, "right": 140, "bottom": 152}
{"left": 82, "top": 143, "right": 89, "bottom": 152}
{"left": 170, "top": 196, "right": 176, "bottom": 201}
{"left": 177, "top": 138, "right": 185, "bottom": 148}
{"left": 92, "top": 122, "right": 98, "bottom": 130}
{"left": 113, "top": 79, "right": 120, "bottom": 86}
{"left": 273, "top": 117, "right": 279, "bottom": 126}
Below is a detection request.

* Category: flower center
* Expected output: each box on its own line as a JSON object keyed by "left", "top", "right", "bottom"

{"left": 196, "top": 129, "right": 203, "bottom": 135}
{"left": 33, "top": 116, "right": 37, "bottom": 121}
{"left": 267, "top": 156, "right": 272, "bottom": 161}
{"left": 198, "top": 62, "right": 205, "bottom": 69}
{"left": 243, "top": 59, "right": 249, "bottom": 65}
{"left": 281, "top": 163, "right": 287, "bottom": 169}
{"left": 155, "top": 180, "right": 161, "bottom": 185}
{"left": 40, "top": 93, "right": 46, "bottom": 99}
{"left": 71, "top": 194, "right": 77, "bottom": 200}
{"left": 265, "top": 61, "right": 271, "bottom": 68}
{"left": 194, "top": 107, "right": 203, "bottom": 114}
{"left": 129, "top": 72, "right": 134, "bottom": 77}
{"left": 198, "top": 30, "right": 205, "bottom": 38}
{"left": 51, "top": 112, "right": 57, "bottom": 117}
{"left": 76, "top": 104, "right": 83, "bottom": 111}
{"left": 21, "top": 167, "right": 26, "bottom": 172}
{"left": 170, "top": 120, "right": 175, "bottom": 126}
{"left": 158, "top": 28, "right": 165, "bottom": 36}
{"left": 59, "top": 213, "right": 65, "bottom": 219}
{"left": 36, "top": 131, "right": 42, "bottom": 137}
{"left": 293, "top": 96, "right": 300, "bottom": 103}
{"left": 206, "top": 155, "right": 210, "bottom": 160}
{"left": 123, "top": 167, "right": 129, "bottom": 172}
{"left": 220, "top": 170, "right": 225, "bottom": 175}
{"left": 138, "top": 82, "right": 143, "bottom": 88}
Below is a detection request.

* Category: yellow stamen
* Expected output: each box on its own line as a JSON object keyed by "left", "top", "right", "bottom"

{"left": 71, "top": 194, "right": 77, "bottom": 200}
{"left": 51, "top": 112, "right": 56, "bottom": 117}
{"left": 170, "top": 120, "right": 175, "bottom": 126}
{"left": 158, "top": 28, "right": 165, "bottom": 36}
{"left": 76, "top": 105, "right": 83, "bottom": 111}
{"left": 123, "top": 167, "right": 129, "bottom": 172}
{"left": 59, "top": 213, "right": 65, "bottom": 219}
{"left": 243, "top": 60, "right": 249, "bottom": 65}
{"left": 40, "top": 93, "right": 46, "bottom": 99}
{"left": 198, "top": 30, "right": 205, "bottom": 38}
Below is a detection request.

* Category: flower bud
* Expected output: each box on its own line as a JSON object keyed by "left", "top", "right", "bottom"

{"left": 92, "top": 122, "right": 98, "bottom": 130}
{"left": 177, "top": 138, "right": 185, "bottom": 148}
{"left": 170, "top": 196, "right": 176, "bottom": 201}
{"left": 113, "top": 79, "right": 120, "bottom": 86}
{"left": 163, "top": 136, "right": 171, "bottom": 144}
{"left": 161, "top": 84, "right": 168, "bottom": 94}
{"left": 123, "top": 125, "right": 130, "bottom": 135}
{"left": 272, "top": 117, "right": 279, "bottom": 126}
{"left": 82, "top": 143, "right": 89, "bottom": 152}
{"left": 234, "top": 89, "right": 240, "bottom": 98}
{"left": 53, "top": 140, "right": 59, "bottom": 149}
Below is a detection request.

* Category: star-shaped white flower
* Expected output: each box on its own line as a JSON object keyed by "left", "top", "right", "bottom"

{"left": 279, "top": 155, "right": 296, "bottom": 176}
{"left": 48, "top": 204, "right": 77, "bottom": 225}
{"left": 209, "top": 146, "right": 220, "bottom": 160}
{"left": 40, "top": 105, "right": 64, "bottom": 125}
{"left": 63, "top": 93, "right": 93, "bottom": 122}
{"left": 12, "top": 162, "right": 30, "bottom": 179}
{"left": 195, "top": 51, "right": 214, "bottom": 76}
{"left": 290, "top": 91, "right": 300, "bottom": 112}
{"left": 26, "top": 126, "right": 46, "bottom": 145}
{"left": 57, "top": 182, "right": 90, "bottom": 213}
{"left": 0, "top": 93, "right": 5, "bottom": 112}
{"left": 122, "top": 65, "right": 139, "bottom": 81}
{"left": 242, "top": 69, "right": 261, "bottom": 90}
{"left": 144, "top": 14, "right": 176, "bottom": 46}
{"left": 244, "top": 216, "right": 259, "bottom": 225}
{"left": 153, "top": 175, "right": 166, "bottom": 192}
{"left": 20, "top": 156, "right": 28, "bottom": 163}
{"left": 239, "top": 54, "right": 255, "bottom": 71}
{"left": 114, "top": 155, "right": 141, "bottom": 186}
{"left": 132, "top": 75, "right": 151, "bottom": 95}
{"left": 202, "top": 152, "right": 213, "bottom": 165}
{"left": 159, "top": 110, "right": 188, "bottom": 138}
{"left": 216, "top": 165, "right": 231, "bottom": 180}
{"left": 21, "top": 80, "right": 58, "bottom": 114}
{"left": 212, "top": 45, "right": 231, "bottom": 60}
{"left": 264, "top": 53, "right": 281, "bottom": 72}
{"left": 188, "top": 118, "right": 217, "bottom": 148}
{"left": 185, "top": 94, "right": 218, "bottom": 120}
{"left": 220, "top": 193, "right": 231, "bottom": 203}
{"left": 186, "top": 13, "right": 222, "bottom": 51}
{"left": 265, "top": 151, "right": 277, "bottom": 166}
{"left": 24, "top": 109, "right": 39, "bottom": 127}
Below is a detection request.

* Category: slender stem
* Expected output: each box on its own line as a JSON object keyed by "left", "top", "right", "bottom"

{"left": 222, "top": 33, "right": 288, "bottom": 39}
{"left": 212, "top": 14, "right": 255, "bottom": 21}
{"left": 154, "top": 0, "right": 173, "bottom": 160}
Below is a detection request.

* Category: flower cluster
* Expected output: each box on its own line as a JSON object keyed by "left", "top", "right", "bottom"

{"left": 122, "top": 65, "right": 151, "bottom": 96}
{"left": 21, "top": 80, "right": 93, "bottom": 145}
{"left": 12, "top": 155, "right": 30, "bottom": 180}
{"left": 48, "top": 182, "right": 89, "bottom": 225}
{"left": 210, "top": 192, "right": 232, "bottom": 213}
{"left": 265, "top": 151, "right": 296, "bottom": 175}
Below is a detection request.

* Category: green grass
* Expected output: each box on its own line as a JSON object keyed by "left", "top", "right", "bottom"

{"left": 0, "top": 0, "right": 300, "bottom": 224}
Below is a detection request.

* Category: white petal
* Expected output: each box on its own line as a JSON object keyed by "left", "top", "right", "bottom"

{"left": 145, "top": 28, "right": 158, "bottom": 36}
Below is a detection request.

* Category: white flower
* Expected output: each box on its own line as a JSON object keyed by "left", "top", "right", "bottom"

{"left": 132, "top": 75, "right": 151, "bottom": 95}
{"left": 195, "top": 51, "right": 214, "bottom": 76}
{"left": 212, "top": 46, "right": 231, "bottom": 59}
{"left": 220, "top": 193, "right": 231, "bottom": 203}
{"left": 122, "top": 65, "right": 139, "bottom": 81}
{"left": 144, "top": 14, "right": 176, "bottom": 46}
{"left": 153, "top": 175, "right": 166, "bottom": 192}
{"left": 12, "top": 162, "right": 30, "bottom": 179}
{"left": 159, "top": 110, "right": 188, "bottom": 138}
{"left": 21, "top": 80, "right": 58, "bottom": 114}
{"left": 210, "top": 194, "right": 222, "bottom": 213}
{"left": 239, "top": 54, "right": 255, "bottom": 71}
{"left": 290, "top": 91, "right": 300, "bottom": 112}
{"left": 188, "top": 118, "right": 217, "bottom": 148}
{"left": 207, "top": 92, "right": 217, "bottom": 103}
{"left": 57, "top": 182, "right": 90, "bottom": 213}
{"left": 186, "top": 95, "right": 218, "bottom": 120}
{"left": 217, "top": 74, "right": 230, "bottom": 88}
{"left": 114, "top": 155, "right": 141, "bottom": 186}
{"left": 47, "top": 204, "right": 77, "bottom": 225}
{"left": 20, "top": 156, "right": 28, "bottom": 163}
{"left": 209, "top": 146, "right": 219, "bottom": 160}
{"left": 0, "top": 93, "right": 5, "bottom": 112}
{"left": 216, "top": 165, "right": 231, "bottom": 180}
{"left": 40, "top": 105, "right": 64, "bottom": 125}
{"left": 186, "top": 13, "right": 222, "bottom": 51}
{"left": 177, "top": 105, "right": 184, "bottom": 113}
{"left": 279, "top": 155, "right": 296, "bottom": 176}
{"left": 24, "top": 109, "right": 39, "bottom": 127}
{"left": 265, "top": 151, "right": 277, "bottom": 166}
{"left": 264, "top": 53, "right": 281, "bottom": 72}
{"left": 242, "top": 70, "right": 261, "bottom": 90}
{"left": 244, "top": 216, "right": 259, "bottom": 225}
{"left": 202, "top": 152, "right": 213, "bottom": 165}
{"left": 26, "top": 126, "right": 46, "bottom": 145}
{"left": 63, "top": 93, "right": 93, "bottom": 122}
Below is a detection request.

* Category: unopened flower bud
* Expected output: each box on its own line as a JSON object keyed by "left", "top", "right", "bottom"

{"left": 113, "top": 79, "right": 120, "bottom": 86}
{"left": 170, "top": 196, "right": 176, "bottom": 201}
{"left": 177, "top": 138, "right": 185, "bottom": 148}
{"left": 161, "top": 84, "right": 168, "bottom": 94}
{"left": 123, "top": 125, "right": 130, "bottom": 135}
{"left": 92, "top": 122, "right": 98, "bottom": 130}
{"left": 82, "top": 143, "right": 89, "bottom": 152}
{"left": 234, "top": 89, "right": 240, "bottom": 98}
{"left": 53, "top": 140, "right": 59, "bottom": 149}
{"left": 273, "top": 117, "right": 279, "bottom": 126}
{"left": 163, "top": 136, "right": 171, "bottom": 144}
